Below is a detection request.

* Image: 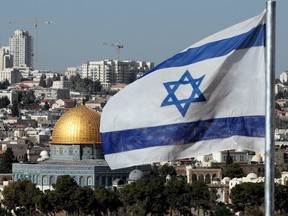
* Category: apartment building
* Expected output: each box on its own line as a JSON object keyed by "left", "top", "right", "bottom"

{"left": 81, "top": 60, "right": 154, "bottom": 88}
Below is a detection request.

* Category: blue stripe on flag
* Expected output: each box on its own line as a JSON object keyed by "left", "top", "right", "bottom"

{"left": 143, "top": 24, "right": 265, "bottom": 77}
{"left": 101, "top": 116, "right": 265, "bottom": 155}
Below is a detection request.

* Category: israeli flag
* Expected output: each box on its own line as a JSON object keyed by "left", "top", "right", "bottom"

{"left": 101, "top": 10, "right": 266, "bottom": 170}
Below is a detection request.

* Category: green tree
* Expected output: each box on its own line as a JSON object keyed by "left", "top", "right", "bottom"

{"left": 11, "top": 101, "right": 19, "bottom": 117}
{"left": 55, "top": 73, "right": 60, "bottom": 81}
{"left": 223, "top": 163, "right": 245, "bottom": 178}
{"left": 82, "top": 78, "right": 93, "bottom": 94}
{"left": 38, "top": 189, "right": 61, "bottom": 216}
{"left": 0, "top": 79, "right": 10, "bottom": 89}
{"left": 230, "top": 182, "right": 264, "bottom": 215}
{"left": 1, "top": 181, "right": 20, "bottom": 214}
{"left": 0, "top": 96, "right": 10, "bottom": 108}
{"left": 119, "top": 177, "right": 168, "bottom": 216}
{"left": 274, "top": 184, "right": 288, "bottom": 215}
{"left": 21, "top": 91, "right": 37, "bottom": 107}
{"left": 43, "top": 101, "right": 50, "bottom": 111}
{"left": 225, "top": 151, "right": 233, "bottom": 166}
{"left": 46, "top": 77, "right": 53, "bottom": 87}
{"left": 164, "top": 179, "right": 192, "bottom": 216}
{"left": 2, "top": 179, "right": 43, "bottom": 215}
{"left": 18, "top": 92, "right": 23, "bottom": 103}
{"left": 93, "top": 80, "right": 102, "bottom": 93}
{"left": 68, "top": 74, "right": 81, "bottom": 90}
{"left": 52, "top": 175, "right": 79, "bottom": 215}
{"left": 150, "top": 164, "right": 160, "bottom": 177}
{"left": 212, "top": 202, "right": 233, "bottom": 216}
{"left": 74, "top": 186, "right": 98, "bottom": 216}
{"left": 39, "top": 75, "right": 47, "bottom": 87}
{"left": 190, "top": 180, "right": 216, "bottom": 215}
{"left": 158, "top": 163, "right": 177, "bottom": 178}
{"left": 94, "top": 186, "right": 120, "bottom": 215}
{"left": 107, "top": 189, "right": 122, "bottom": 215}
{"left": 68, "top": 74, "right": 102, "bottom": 94}
{"left": 0, "top": 148, "right": 17, "bottom": 173}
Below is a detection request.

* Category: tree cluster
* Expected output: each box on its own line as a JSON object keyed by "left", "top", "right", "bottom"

{"left": 11, "top": 101, "right": 19, "bottom": 117}
{"left": 223, "top": 163, "right": 245, "bottom": 179}
{"left": 4, "top": 165, "right": 288, "bottom": 216}
{"left": 1, "top": 175, "right": 120, "bottom": 216}
{"left": 68, "top": 74, "right": 102, "bottom": 94}
{"left": 0, "top": 148, "right": 17, "bottom": 173}
{"left": 230, "top": 182, "right": 288, "bottom": 215}
{"left": 0, "top": 96, "right": 10, "bottom": 108}
{"left": 38, "top": 75, "right": 47, "bottom": 88}
{"left": 18, "top": 91, "right": 38, "bottom": 109}
{"left": 2, "top": 179, "right": 42, "bottom": 216}
{"left": 0, "top": 79, "right": 10, "bottom": 89}
{"left": 0, "top": 166, "right": 231, "bottom": 216}
{"left": 38, "top": 74, "right": 54, "bottom": 88}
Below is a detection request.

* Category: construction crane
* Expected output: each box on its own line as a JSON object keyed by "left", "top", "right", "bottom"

{"left": 103, "top": 42, "right": 124, "bottom": 61}
{"left": 0, "top": 17, "right": 52, "bottom": 70}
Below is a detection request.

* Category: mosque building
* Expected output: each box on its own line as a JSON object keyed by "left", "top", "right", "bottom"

{"left": 12, "top": 105, "right": 150, "bottom": 191}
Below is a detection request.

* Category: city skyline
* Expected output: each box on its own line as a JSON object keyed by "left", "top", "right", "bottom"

{"left": 0, "top": 0, "right": 287, "bottom": 76}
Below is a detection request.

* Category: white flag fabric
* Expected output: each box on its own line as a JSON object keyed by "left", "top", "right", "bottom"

{"left": 100, "top": 10, "right": 266, "bottom": 170}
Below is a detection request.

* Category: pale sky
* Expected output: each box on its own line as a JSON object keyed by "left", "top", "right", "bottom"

{"left": 0, "top": 0, "right": 287, "bottom": 77}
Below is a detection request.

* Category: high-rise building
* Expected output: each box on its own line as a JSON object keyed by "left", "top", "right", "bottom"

{"left": 9, "top": 29, "right": 33, "bottom": 69}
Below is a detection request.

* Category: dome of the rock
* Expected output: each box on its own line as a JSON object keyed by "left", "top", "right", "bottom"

{"left": 51, "top": 105, "right": 101, "bottom": 144}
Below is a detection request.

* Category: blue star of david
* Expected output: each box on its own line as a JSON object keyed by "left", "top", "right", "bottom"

{"left": 161, "top": 70, "right": 206, "bottom": 117}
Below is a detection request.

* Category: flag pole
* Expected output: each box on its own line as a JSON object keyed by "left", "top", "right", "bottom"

{"left": 265, "top": 0, "right": 276, "bottom": 215}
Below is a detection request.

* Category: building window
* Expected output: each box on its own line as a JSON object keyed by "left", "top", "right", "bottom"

{"left": 88, "top": 177, "right": 93, "bottom": 186}
{"left": 101, "top": 176, "right": 106, "bottom": 186}
{"left": 50, "top": 176, "right": 56, "bottom": 184}
{"left": 80, "top": 176, "right": 85, "bottom": 186}
{"left": 240, "top": 156, "right": 245, "bottom": 161}
{"left": 95, "top": 176, "right": 99, "bottom": 185}
{"left": 108, "top": 176, "right": 112, "bottom": 186}
{"left": 43, "top": 176, "right": 48, "bottom": 185}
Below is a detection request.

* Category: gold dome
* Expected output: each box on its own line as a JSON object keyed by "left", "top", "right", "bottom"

{"left": 51, "top": 105, "right": 101, "bottom": 144}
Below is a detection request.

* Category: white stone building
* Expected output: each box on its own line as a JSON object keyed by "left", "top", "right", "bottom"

{"left": 275, "top": 82, "right": 288, "bottom": 94}
{"left": 52, "top": 99, "right": 75, "bottom": 109}
{"left": 81, "top": 60, "right": 154, "bottom": 87}
{"left": 0, "top": 47, "right": 13, "bottom": 70}
{"left": 280, "top": 71, "right": 288, "bottom": 83}
{"left": 52, "top": 76, "right": 70, "bottom": 89}
{"left": 64, "top": 67, "right": 80, "bottom": 79}
{"left": 33, "top": 88, "right": 70, "bottom": 100}
{"left": 9, "top": 30, "right": 32, "bottom": 69}
{"left": 0, "top": 68, "right": 21, "bottom": 84}
{"left": 195, "top": 150, "right": 254, "bottom": 166}
{"left": 30, "top": 70, "right": 56, "bottom": 81}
